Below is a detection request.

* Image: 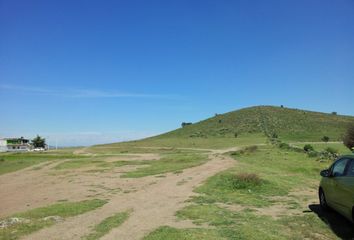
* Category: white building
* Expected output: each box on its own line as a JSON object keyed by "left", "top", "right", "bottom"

{"left": 0, "top": 137, "right": 31, "bottom": 152}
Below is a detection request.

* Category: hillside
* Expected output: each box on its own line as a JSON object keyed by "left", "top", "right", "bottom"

{"left": 156, "top": 106, "right": 354, "bottom": 142}
{"left": 91, "top": 106, "right": 354, "bottom": 151}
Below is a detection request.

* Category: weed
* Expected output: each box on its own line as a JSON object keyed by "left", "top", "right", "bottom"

{"left": 231, "top": 173, "right": 262, "bottom": 189}
{"left": 82, "top": 210, "right": 131, "bottom": 240}
{"left": 121, "top": 153, "right": 207, "bottom": 178}
{"left": 0, "top": 199, "right": 107, "bottom": 239}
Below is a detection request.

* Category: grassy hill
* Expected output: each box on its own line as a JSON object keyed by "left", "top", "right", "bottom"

{"left": 91, "top": 106, "right": 354, "bottom": 151}
{"left": 160, "top": 106, "right": 354, "bottom": 142}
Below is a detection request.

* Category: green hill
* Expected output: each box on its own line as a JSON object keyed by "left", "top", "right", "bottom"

{"left": 91, "top": 106, "right": 354, "bottom": 151}
{"left": 160, "top": 106, "right": 354, "bottom": 142}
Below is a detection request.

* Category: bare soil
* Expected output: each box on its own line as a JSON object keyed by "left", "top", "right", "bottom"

{"left": 0, "top": 148, "right": 237, "bottom": 240}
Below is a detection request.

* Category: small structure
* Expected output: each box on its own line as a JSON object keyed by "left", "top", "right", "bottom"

{"left": 0, "top": 137, "right": 31, "bottom": 152}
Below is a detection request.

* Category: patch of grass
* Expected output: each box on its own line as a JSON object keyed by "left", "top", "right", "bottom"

{"left": 291, "top": 142, "right": 351, "bottom": 155}
{"left": 177, "top": 204, "right": 237, "bottom": 226}
{"left": 54, "top": 159, "right": 104, "bottom": 170}
{"left": 231, "top": 173, "right": 262, "bottom": 189}
{"left": 230, "top": 145, "right": 258, "bottom": 156}
{"left": 0, "top": 199, "right": 107, "bottom": 240}
{"left": 55, "top": 158, "right": 148, "bottom": 171}
{"left": 143, "top": 226, "right": 224, "bottom": 240}
{"left": 171, "top": 144, "right": 343, "bottom": 239}
{"left": 194, "top": 171, "right": 284, "bottom": 207}
{"left": 121, "top": 153, "right": 207, "bottom": 178}
{"left": 175, "top": 203, "right": 335, "bottom": 240}
{"left": 0, "top": 151, "right": 88, "bottom": 175}
{"left": 195, "top": 145, "right": 331, "bottom": 207}
{"left": 82, "top": 210, "right": 131, "bottom": 240}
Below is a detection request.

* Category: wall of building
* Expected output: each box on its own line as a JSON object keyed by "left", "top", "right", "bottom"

{"left": 0, "top": 140, "right": 7, "bottom": 152}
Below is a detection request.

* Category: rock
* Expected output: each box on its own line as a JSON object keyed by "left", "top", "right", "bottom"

{"left": 43, "top": 216, "right": 63, "bottom": 222}
{"left": 0, "top": 217, "right": 30, "bottom": 228}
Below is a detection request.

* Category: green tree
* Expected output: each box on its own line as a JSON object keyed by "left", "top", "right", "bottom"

{"left": 303, "top": 144, "right": 314, "bottom": 152}
{"left": 343, "top": 124, "right": 354, "bottom": 152}
{"left": 321, "top": 136, "right": 330, "bottom": 142}
{"left": 32, "top": 135, "right": 46, "bottom": 148}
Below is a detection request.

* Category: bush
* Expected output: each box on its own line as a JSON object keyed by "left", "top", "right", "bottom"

{"left": 321, "top": 136, "right": 330, "bottom": 142}
{"left": 271, "top": 132, "right": 278, "bottom": 139}
{"left": 181, "top": 122, "right": 192, "bottom": 128}
{"left": 230, "top": 145, "right": 258, "bottom": 156}
{"left": 234, "top": 132, "right": 238, "bottom": 138}
{"left": 279, "top": 142, "right": 290, "bottom": 150}
{"left": 303, "top": 144, "right": 314, "bottom": 152}
{"left": 343, "top": 124, "right": 354, "bottom": 152}
{"left": 231, "top": 173, "right": 262, "bottom": 189}
{"left": 244, "top": 145, "right": 258, "bottom": 153}
{"left": 324, "top": 147, "right": 338, "bottom": 155}
{"left": 307, "top": 151, "right": 318, "bottom": 158}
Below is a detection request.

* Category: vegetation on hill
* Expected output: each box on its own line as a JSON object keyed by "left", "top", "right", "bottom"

{"left": 158, "top": 106, "right": 354, "bottom": 142}
{"left": 94, "top": 106, "right": 354, "bottom": 151}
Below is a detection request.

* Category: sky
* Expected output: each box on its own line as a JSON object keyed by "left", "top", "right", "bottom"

{"left": 1, "top": 0, "right": 354, "bottom": 146}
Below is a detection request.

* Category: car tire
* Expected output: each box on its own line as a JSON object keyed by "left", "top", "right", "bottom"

{"left": 319, "top": 188, "right": 328, "bottom": 210}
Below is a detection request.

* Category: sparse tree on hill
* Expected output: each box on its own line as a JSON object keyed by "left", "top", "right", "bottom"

{"left": 343, "top": 124, "right": 354, "bottom": 152}
{"left": 331, "top": 112, "right": 337, "bottom": 115}
{"left": 303, "top": 144, "right": 314, "bottom": 152}
{"left": 32, "top": 135, "right": 46, "bottom": 148}
{"left": 181, "top": 122, "right": 192, "bottom": 128}
{"left": 322, "top": 136, "right": 330, "bottom": 143}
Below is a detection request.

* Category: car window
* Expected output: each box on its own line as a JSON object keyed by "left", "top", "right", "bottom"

{"left": 332, "top": 158, "right": 349, "bottom": 177}
{"left": 345, "top": 160, "right": 354, "bottom": 177}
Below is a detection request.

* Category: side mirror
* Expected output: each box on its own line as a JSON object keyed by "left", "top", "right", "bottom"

{"left": 320, "top": 169, "right": 330, "bottom": 177}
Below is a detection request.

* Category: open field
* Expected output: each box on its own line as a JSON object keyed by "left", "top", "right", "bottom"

{"left": 1, "top": 139, "right": 353, "bottom": 240}
{"left": 1, "top": 106, "right": 354, "bottom": 239}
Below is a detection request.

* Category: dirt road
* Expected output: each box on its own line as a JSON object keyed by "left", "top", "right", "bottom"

{"left": 0, "top": 147, "right": 238, "bottom": 240}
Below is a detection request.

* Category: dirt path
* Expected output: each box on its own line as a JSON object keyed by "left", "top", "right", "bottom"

{"left": 19, "top": 147, "right": 237, "bottom": 240}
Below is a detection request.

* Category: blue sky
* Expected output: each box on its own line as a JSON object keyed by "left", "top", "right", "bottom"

{"left": 1, "top": 0, "right": 354, "bottom": 146}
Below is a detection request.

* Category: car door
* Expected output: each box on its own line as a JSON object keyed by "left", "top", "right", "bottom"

{"left": 326, "top": 158, "right": 350, "bottom": 210}
{"left": 335, "top": 159, "right": 354, "bottom": 220}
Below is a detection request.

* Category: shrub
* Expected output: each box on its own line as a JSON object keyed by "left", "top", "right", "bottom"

{"left": 343, "top": 124, "right": 354, "bottom": 152}
{"left": 244, "top": 145, "right": 258, "bottom": 153}
{"left": 319, "top": 151, "right": 338, "bottom": 160}
{"left": 307, "top": 151, "right": 318, "bottom": 158}
{"left": 271, "top": 132, "right": 278, "bottom": 139}
{"left": 325, "top": 147, "right": 338, "bottom": 155}
{"left": 181, "top": 122, "right": 192, "bottom": 128}
{"left": 230, "top": 145, "right": 258, "bottom": 156}
{"left": 231, "top": 173, "right": 262, "bottom": 189}
{"left": 303, "top": 144, "right": 314, "bottom": 152}
{"left": 234, "top": 132, "right": 238, "bottom": 138}
{"left": 279, "top": 142, "right": 290, "bottom": 150}
{"left": 321, "top": 136, "right": 330, "bottom": 142}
